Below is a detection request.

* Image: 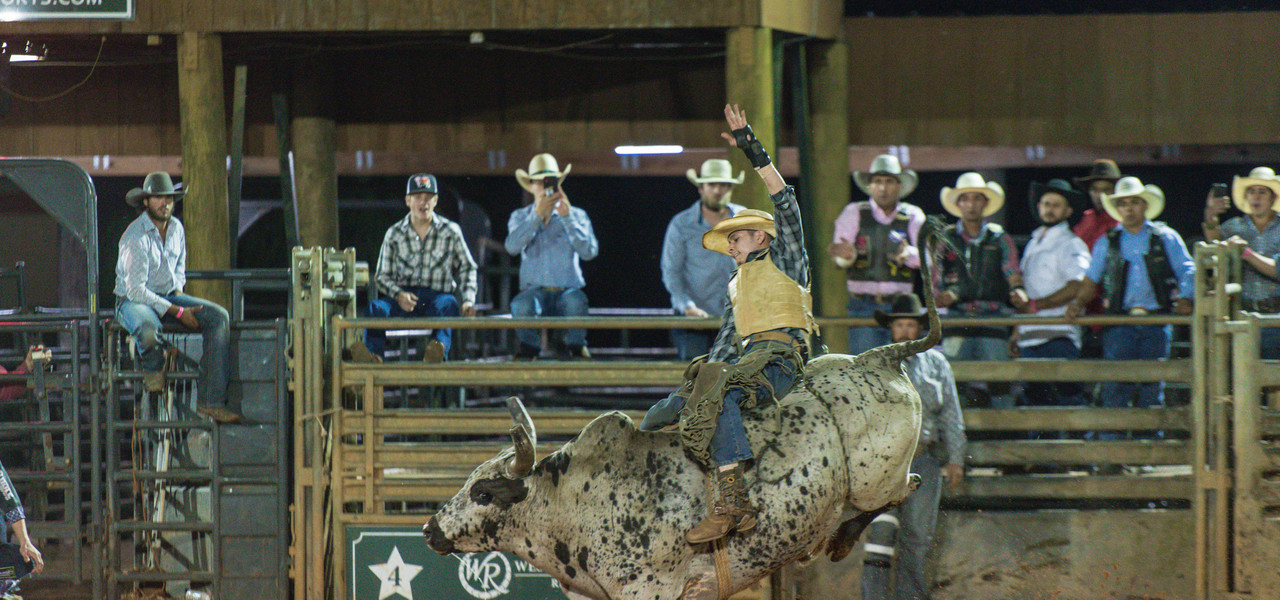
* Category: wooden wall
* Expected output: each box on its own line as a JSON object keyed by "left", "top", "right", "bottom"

{"left": 846, "top": 11, "right": 1280, "bottom": 145}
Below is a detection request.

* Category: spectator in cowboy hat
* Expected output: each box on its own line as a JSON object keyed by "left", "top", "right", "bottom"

{"left": 661, "top": 159, "right": 747, "bottom": 360}
{"left": 505, "top": 153, "right": 599, "bottom": 360}
{"left": 1015, "top": 179, "right": 1091, "bottom": 418}
{"left": 1072, "top": 158, "right": 1124, "bottom": 249}
{"left": 829, "top": 154, "right": 925, "bottom": 355}
{"left": 933, "top": 172, "right": 1027, "bottom": 409}
{"left": 1067, "top": 176, "right": 1195, "bottom": 438}
{"left": 861, "top": 293, "right": 964, "bottom": 600}
{"left": 114, "top": 172, "right": 241, "bottom": 423}
{"left": 1205, "top": 166, "right": 1280, "bottom": 358}
{"left": 364, "top": 173, "right": 478, "bottom": 363}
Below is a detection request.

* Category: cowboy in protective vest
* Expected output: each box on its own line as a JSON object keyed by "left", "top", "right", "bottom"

{"left": 1066, "top": 176, "right": 1194, "bottom": 436}
{"left": 640, "top": 103, "right": 816, "bottom": 545}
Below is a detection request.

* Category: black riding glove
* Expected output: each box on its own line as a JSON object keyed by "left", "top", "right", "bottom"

{"left": 732, "top": 124, "right": 771, "bottom": 169}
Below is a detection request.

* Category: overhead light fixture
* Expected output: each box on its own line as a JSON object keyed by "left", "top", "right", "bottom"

{"left": 2, "top": 41, "right": 45, "bottom": 62}
{"left": 614, "top": 145, "right": 683, "bottom": 155}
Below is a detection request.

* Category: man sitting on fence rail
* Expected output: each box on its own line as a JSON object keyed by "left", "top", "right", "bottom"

{"left": 1066, "top": 176, "right": 1194, "bottom": 439}
{"left": 640, "top": 103, "right": 817, "bottom": 545}
{"left": 114, "top": 172, "right": 239, "bottom": 424}
{"left": 1204, "top": 166, "right": 1280, "bottom": 358}
{"left": 365, "top": 173, "right": 478, "bottom": 363}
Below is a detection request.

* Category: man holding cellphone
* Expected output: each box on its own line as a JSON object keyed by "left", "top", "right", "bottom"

{"left": 505, "top": 153, "right": 599, "bottom": 360}
{"left": 1204, "top": 167, "right": 1280, "bottom": 357}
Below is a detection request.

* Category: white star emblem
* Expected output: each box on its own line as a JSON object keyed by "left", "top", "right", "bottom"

{"left": 368, "top": 546, "right": 424, "bottom": 600}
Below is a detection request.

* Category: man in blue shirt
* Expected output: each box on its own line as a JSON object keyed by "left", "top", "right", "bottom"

{"left": 505, "top": 154, "right": 599, "bottom": 360}
{"left": 661, "top": 159, "right": 746, "bottom": 360}
{"left": 1067, "top": 176, "right": 1194, "bottom": 437}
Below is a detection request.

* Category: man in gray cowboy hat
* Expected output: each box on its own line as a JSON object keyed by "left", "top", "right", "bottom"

{"left": 1015, "top": 179, "right": 1090, "bottom": 414}
{"left": 1071, "top": 158, "right": 1123, "bottom": 250}
{"left": 1067, "top": 176, "right": 1195, "bottom": 437}
{"left": 1204, "top": 167, "right": 1280, "bottom": 358}
{"left": 829, "top": 154, "right": 925, "bottom": 355}
{"left": 364, "top": 173, "right": 478, "bottom": 363}
{"left": 114, "top": 172, "right": 240, "bottom": 423}
{"left": 505, "top": 153, "right": 599, "bottom": 360}
{"left": 860, "top": 293, "right": 964, "bottom": 600}
{"left": 661, "top": 158, "right": 747, "bottom": 360}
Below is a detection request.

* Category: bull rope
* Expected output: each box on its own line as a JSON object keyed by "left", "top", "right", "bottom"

{"left": 712, "top": 538, "right": 732, "bottom": 599}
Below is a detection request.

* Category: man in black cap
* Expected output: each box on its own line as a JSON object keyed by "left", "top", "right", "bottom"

{"left": 365, "top": 173, "right": 478, "bottom": 362}
{"left": 861, "top": 293, "right": 964, "bottom": 600}
{"left": 115, "top": 172, "right": 240, "bottom": 423}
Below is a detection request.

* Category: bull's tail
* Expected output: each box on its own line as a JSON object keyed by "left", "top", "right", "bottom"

{"left": 881, "top": 217, "right": 948, "bottom": 362}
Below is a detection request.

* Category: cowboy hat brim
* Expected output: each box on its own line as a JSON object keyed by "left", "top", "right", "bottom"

{"left": 702, "top": 214, "right": 777, "bottom": 256}
{"left": 1028, "top": 181, "right": 1089, "bottom": 226}
{"left": 1100, "top": 188, "right": 1164, "bottom": 222}
{"left": 516, "top": 164, "right": 572, "bottom": 194}
{"left": 126, "top": 186, "right": 185, "bottom": 208}
{"left": 852, "top": 170, "right": 919, "bottom": 199}
{"left": 873, "top": 309, "right": 929, "bottom": 329}
{"left": 686, "top": 168, "right": 745, "bottom": 186}
{"left": 1232, "top": 176, "right": 1280, "bottom": 215}
{"left": 940, "top": 186, "right": 1005, "bottom": 218}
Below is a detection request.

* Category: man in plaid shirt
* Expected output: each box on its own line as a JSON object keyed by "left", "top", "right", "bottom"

{"left": 641, "top": 104, "right": 816, "bottom": 545}
{"left": 365, "top": 173, "right": 478, "bottom": 362}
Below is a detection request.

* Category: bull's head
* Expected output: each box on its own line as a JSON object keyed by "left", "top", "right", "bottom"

{"left": 424, "top": 397, "right": 538, "bottom": 554}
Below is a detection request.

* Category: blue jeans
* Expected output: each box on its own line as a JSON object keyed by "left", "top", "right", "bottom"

{"left": 861, "top": 453, "right": 943, "bottom": 600}
{"left": 639, "top": 341, "right": 799, "bottom": 466}
{"left": 671, "top": 311, "right": 717, "bottom": 361}
{"left": 1262, "top": 326, "right": 1280, "bottom": 360}
{"left": 847, "top": 296, "right": 891, "bottom": 356}
{"left": 364, "top": 287, "right": 459, "bottom": 359}
{"left": 116, "top": 294, "right": 230, "bottom": 409}
{"left": 1098, "top": 324, "right": 1170, "bottom": 441}
{"left": 510, "top": 287, "right": 588, "bottom": 351}
{"left": 941, "top": 329, "right": 1011, "bottom": 408}
{"left": 1019, "top": 337, "right": 1084, "bottom": 407}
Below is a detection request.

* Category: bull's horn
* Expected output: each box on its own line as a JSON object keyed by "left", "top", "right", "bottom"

{"left": 505, "top": 423, "right": 536, "bottom": 478}
{"left": 505, "top": 396, "right": 537, "bottom": 447}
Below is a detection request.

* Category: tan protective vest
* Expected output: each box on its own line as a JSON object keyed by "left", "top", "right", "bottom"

{"left": 727, "top": 252, "right": 816, "bottom": 339}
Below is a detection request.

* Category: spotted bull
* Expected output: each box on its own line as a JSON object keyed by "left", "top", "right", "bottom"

{"left": 424, "top": 233, "right": 945, "bottom": 600}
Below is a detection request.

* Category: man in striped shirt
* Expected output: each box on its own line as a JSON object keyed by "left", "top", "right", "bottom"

{"left": 366, "top": 173, "right": 478, "bottom": 363}
{"left": 114, "top": 172, "right": 239, "bottom": 423}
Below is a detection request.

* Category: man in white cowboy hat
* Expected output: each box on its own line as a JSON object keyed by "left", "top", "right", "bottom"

{"left": 661, "top": 159, "right": 747, "bottom": 360}
{"left": 365, "top": 173, "right": 478, "bottom": 363}
{"left": 1015, "top": 179, "right": 1091, "bottom": 417}
{"left": 114, "top": 172, "right": 240, "bottom": 423}
{"left": 829, "top": 154, "right": 925, "bottom": 355}
{"left": 641, "top": 104, "right": 816, "bottom": 545}
{"left": 861, "top": 293, "right": 964, "bottom": 600}
{"left": 1204, "top": 167, "right": 1280, "bottom": 356}
{"left": 1071, "top": 158, "right": 1124, "bottom": 250}
{"left": 934, "top": 172, "right": 1027, "bottom": 409}
{"left": 505, "top": 153, "right": 599, "bottom": 359}
{"left": 1067, "top": 176, "right": 1195, "bottom": 435}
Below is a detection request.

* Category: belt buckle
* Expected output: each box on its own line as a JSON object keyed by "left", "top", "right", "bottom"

{"left": 1128, "top": 307, "right": 1149, "bottom": 316}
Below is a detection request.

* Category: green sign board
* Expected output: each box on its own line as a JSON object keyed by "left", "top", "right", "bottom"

{"left": 348, "top": 525, "right": 570, "bottom": 600}
{"left": 0, "top": 0, "right": 132, "bottom": 20}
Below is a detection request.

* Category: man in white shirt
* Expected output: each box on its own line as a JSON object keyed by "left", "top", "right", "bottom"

{"left": 1015, "top": 179, "right": 1090, "bottom": 413}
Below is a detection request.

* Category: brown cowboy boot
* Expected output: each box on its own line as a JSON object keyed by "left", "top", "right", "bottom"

{"left": 686, "top": 464, "right": 758, "bottom": 544}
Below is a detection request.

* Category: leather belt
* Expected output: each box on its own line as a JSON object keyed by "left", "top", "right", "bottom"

{"left": 741, "top": 330, "right": 801, "bottom": 348}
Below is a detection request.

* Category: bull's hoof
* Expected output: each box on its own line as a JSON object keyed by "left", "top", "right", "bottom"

{"left": 907, "top": 472, "right": 922, "bottom": 491}
{"left": 681, "top": 575, "right": 720, "bottom": 600}
{"left": 825, "top": 508, "right": 885, "bottom": 562}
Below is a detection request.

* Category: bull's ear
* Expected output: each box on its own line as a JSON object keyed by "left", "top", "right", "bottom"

{"left": 504, "top": 423, "right": 536, "bottom": 478}
{"left": 506, "top": 396, "right": 538, "bottom": 447}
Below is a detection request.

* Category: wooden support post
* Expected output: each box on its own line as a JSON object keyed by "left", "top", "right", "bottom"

{"left": 177, "top": 31, "right": 231, "bottom": 309}
{"left": 725, "top": 27, "right": 776, "bottom": 212}
{"left": 293, "top": 57, "right": 339, "bottom": 249}
{"left": 807, "top": 39, "right": 850, "bottom": 346}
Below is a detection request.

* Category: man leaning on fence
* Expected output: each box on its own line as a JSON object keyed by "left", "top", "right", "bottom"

{"left": 114, "top": 172, "right": 240, "bottom": 424}
{"left": 364, "top": 173, "right": 478, "bottom": 363}
{"left": 1203, "top": 166, "right": 1280, "bottom": 359}
{"left": 1066, "top": 177, "right": 1194, "bottom": 440}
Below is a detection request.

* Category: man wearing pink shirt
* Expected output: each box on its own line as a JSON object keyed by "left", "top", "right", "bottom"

{"left": 828, "top": 154, "right": 925, "bottom": 355}
{"left": 0, "top": 346, "right": 40, "bottom": 402}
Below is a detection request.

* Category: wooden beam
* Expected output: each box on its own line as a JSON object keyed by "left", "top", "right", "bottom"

{"left": 965, "top": 440, "right": 1190, "bottom": 466}
{"left": 724, "top": 26, "right": 776, "bottom": 212}
{"left": 177, "top": 31, "right": 231, "bottom": 308}
{"left": 963, "top": 408, "right": 1191, "bottom": 432}
{"left": 952, "top": 474, "right": 1192, "bottom": 500}
{"left": 949, "top": 359, "right": 1192, "bottom": 383}
{"left": 292, "top": 57, "right": 339, "bottom": 248}
{"left": 808, "top": 38, "right": 850, "bottom": 350}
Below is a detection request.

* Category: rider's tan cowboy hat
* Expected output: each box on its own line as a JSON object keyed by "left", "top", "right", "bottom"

{"left": 1100, "top": 176, "right": 1165, "bottom": 222}
{"left": 125, "top": 172, "right": 185, "bottom": 208}
{"left": 1232, "top": 167, "right": 1280, "bottom": 214}
{"left": 702, "top": 209, "right": 776, "bottom": 256}
{"left": 687, "top": 159, "right": 744, "bottom": 186}
{"left": 940, "top": 172, "right": 1004, "bottom": 218}
{"left": 852, "top": 154, "right": 918, "bottom": 199}
{"left": 515, "top": 153, "right": 572, "bottom": 194}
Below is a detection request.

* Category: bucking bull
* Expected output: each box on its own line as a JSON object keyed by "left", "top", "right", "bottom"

{"left": 425, "top": 231, "right": 945, "bottom": 600}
